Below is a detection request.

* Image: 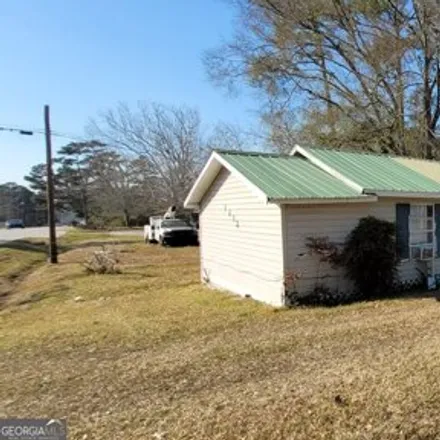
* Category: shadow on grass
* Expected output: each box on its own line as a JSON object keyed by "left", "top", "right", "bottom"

{"left": 0, "top": 238, "right": 140, "bottom": 255}
{"left": 67, "top": 240, "right": 140, "bottom": 251}
{"left": 114, "top": 270, "right": 156, "bottom": 279}
{"left": 288, "top": 288, "right": 439, "bottom": 310}
{"left": 0, "top": 240, "right": 50, "bottom": 254}
{"left": 371, "top": 288, "right": 440, "bottom": 302}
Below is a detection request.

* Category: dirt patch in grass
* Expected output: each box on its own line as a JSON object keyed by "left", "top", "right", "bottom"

{"left": 1, "top": 239, "right": 440, "bottom": 439}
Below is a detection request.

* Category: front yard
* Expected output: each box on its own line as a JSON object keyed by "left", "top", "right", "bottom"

{"left": 1, "top": 231, "right": 440, "bottom": 439}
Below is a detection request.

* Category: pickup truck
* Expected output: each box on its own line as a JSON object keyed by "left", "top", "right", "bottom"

{"left": 144, "top": 217, "right": 198, "bottom": 246}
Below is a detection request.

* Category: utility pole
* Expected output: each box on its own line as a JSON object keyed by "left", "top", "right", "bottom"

{"left": 44, "top": 105, "right": 58, "bottom": 263}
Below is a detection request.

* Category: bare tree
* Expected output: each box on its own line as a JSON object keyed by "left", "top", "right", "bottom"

{"left": 90, "top": 103, "right": 204, "bottom": 205}
{"left": 88, "top": 151, "right": 155, "bottom": 226}
{"left": 261, "top": 111, "right": 305, "bottom": 153}
{"left": 205, "top": 0, "right": 440, "bottom": 158}
{"left": 89, "top": 102, "right": 206, "bottom": 207}
{"left": 207, "top": 121, "right": 263, "bottom": 152}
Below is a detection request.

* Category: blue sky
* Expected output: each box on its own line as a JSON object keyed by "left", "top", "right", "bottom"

{"left": 0, "top": 0, "right": 258, "bottom": 185}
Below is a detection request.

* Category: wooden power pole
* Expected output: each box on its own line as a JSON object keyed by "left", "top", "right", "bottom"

{"left": 44, "top": 105, "right": 58, "bottom": 263}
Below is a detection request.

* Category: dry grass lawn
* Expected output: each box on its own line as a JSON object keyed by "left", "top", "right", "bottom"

{"left": 1, "top": 231, "right": 440, "bottom": 439}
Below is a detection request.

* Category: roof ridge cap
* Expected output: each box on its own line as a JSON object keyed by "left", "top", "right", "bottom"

{"left": 306, "top": 146, "right": 391, "bottom": 158}
{"left": 306, "top": 145, "right": 439, "bottom": 161}
{"left": 215, "top": 149, "right": 291, "bottom": 158}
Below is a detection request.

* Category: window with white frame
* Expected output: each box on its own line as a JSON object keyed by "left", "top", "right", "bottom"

{"left": 409, "top": 204, "right": 435, "bottom": 260}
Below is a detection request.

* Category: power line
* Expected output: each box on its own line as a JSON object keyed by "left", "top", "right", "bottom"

{"left": 0, "top": 124, "right": 85, "bottom": 141}
{"left": 0, "top": 126, "right": 33, "bottom": 136}
{"left": 34, "top": 129, "right": 86, "bottom": 142}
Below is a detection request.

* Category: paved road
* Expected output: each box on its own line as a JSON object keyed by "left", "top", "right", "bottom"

{"left": 0, "top": 226, "right": 68, "bottom": 244}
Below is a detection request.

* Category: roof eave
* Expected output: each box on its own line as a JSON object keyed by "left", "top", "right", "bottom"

{"left": 369, "top": 190, "right": 440, "bottom": 199}
{"left": 184, "top": 151, "right": 269, "bottom": 208}
{"left": 270, "top": 195, "right": 378, "bottom": 205}
{"left": 184, "top": 152, "right": 219, "bottom": 208}
{"left": 184, "top": 202, "right": 199, "bottom": 210}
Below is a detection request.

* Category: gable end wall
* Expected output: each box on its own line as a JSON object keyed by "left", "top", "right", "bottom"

{"left": 199, "top": 168, "right": 284, "bottom": 306}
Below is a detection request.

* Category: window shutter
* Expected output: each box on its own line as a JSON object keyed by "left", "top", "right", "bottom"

{"left": 396, "top": 204, "right": 410, "bottom": 259}
{"left": 435, "top": 204, "right": 440, "bottom": 257}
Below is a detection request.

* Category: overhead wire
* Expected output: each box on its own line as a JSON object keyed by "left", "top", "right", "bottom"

{"left": 0, "top": 124, "right": 86, "bottom": 141}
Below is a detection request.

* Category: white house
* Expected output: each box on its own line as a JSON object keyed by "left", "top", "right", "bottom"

{"left": 184, "top": 146, "right": 440, "bottom": 306}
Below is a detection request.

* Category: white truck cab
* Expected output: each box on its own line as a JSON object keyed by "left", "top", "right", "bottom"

{"left": 144, "top": 216, "right": 197, "bottom": 246}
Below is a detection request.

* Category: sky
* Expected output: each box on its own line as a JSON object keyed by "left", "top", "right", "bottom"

{"left": 0, "top": 0, "right": 258, "bottom": 185}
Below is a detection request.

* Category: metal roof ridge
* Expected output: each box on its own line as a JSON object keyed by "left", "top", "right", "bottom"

{"left": 299, "top": 145, "right": 440, "bottom": 192}
{"left": 215, "top": 149, "right": 290, "bottom": 158}
{"left": 304, "top": 145, "right": 440, "bottom": 162}
{"left": 303, "top": 145, "right": 398, "bottom": 159}
{"left": 216, "top": 146, "right": 440, "bottom": 165}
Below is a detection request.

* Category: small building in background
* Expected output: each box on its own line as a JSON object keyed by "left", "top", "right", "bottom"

{"left": 56, "top": 209, "right": 84, "bottom": 226}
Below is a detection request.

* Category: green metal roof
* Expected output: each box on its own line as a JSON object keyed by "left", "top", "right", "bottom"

{"left": 301, "top": 147, "right": 440, "bottom": 193}
{"left": 219, "top": 151, "right": 363, "bottom": 200}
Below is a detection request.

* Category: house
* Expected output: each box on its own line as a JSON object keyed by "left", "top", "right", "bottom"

{"left": 184, "top": 146, "right": 440, "bottom": 306}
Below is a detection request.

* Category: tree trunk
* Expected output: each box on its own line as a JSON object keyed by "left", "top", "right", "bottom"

{"left": 424, "top": 54, "right": 434, "bottom": 159}
{"left": 123, "top": 209, "right": 130, "bottom": 227}
{"left": 396, "top": 42, "right": 406, "bottom": 156}
{"left": 419, "top": 3, "right": 435, "bottom": 159}
{"left": 81, "top": 190, "right": 89, "bottom": 225}
{"left": 318, "top": 38, "right": 336, "bottom": 139}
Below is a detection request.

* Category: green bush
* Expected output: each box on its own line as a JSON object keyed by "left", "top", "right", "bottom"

{"left": 341, "top": 216, "right": 398, "bottom": 299}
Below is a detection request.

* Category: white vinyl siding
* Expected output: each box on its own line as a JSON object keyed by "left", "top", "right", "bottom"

{"left": 284, "top": 199, "right": 440, "bottom": 295}
{"left": 199, "top": 168, "right": 284, "bottom": 306}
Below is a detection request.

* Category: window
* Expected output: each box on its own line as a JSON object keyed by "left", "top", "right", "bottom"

{"left": 162, "top": 219, "right": 189, "bottom": 228}
{"left": 409, "top": 204, "right": 435, "bottom": 260}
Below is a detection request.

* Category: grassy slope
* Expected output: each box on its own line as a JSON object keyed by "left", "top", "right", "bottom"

{"left": 0, "top": 230, "right": 138, "bottom": 303}
{"left": 1, "top": 233, "right": 440, "bottom": 439}
{"left": 0, "top": 247, "right": 46, "bottom": 280}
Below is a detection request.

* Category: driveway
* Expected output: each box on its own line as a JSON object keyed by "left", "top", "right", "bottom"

{"left": 0, "top": 226, "right": 68, "bottom": 244}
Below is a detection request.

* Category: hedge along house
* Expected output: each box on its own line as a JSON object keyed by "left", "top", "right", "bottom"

{"left": 184, "top": 146, "right": 440, "bottom": 306}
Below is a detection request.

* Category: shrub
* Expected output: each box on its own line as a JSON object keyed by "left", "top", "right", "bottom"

{"left": 83, "top": 247, "right": 121, "bottom": 274}
{"left": 341, "top": 216, "right": 398, "bottom": 299}
{"left": 301, "top": 216, "right": 399, "bottom": 305}
{"left": 283, "top": 270, "right": 302, "bottom": 306}
{"left": 305, "top": 236, "right": 342, "bottom": 267}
